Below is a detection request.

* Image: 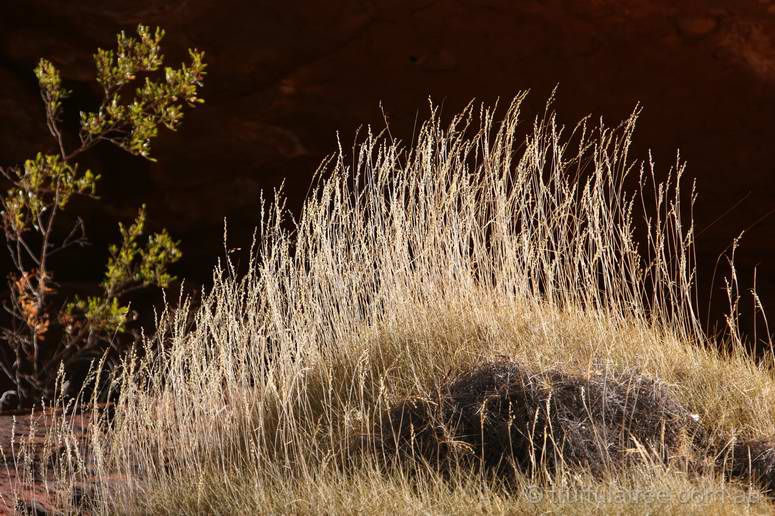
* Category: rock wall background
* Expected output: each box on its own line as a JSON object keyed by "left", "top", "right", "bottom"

{"left": 1, "top": 0, "right": 774, "bottom": 346}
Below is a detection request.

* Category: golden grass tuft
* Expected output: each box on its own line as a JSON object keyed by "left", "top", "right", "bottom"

{"left": 10, "top": 92, "right": 775, "bottom": 514}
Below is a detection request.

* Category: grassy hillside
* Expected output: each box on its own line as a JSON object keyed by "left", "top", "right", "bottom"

{"left": 13, "top": 93, "right": 775, "bottom": 515}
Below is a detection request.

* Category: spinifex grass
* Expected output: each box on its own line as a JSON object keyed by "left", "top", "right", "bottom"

{"left": 10, "top": 93, "right": 775, "bottom": 514}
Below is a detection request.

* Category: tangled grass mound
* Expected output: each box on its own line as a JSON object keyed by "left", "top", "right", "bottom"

{"left": 376, "top": 360, "right": 775, "bottom": 492}
{"left": 727, "top": 438, "right": 775, "bottom": 494}
{"left": 375, "top": 361, "right": 704, "bottom": 476}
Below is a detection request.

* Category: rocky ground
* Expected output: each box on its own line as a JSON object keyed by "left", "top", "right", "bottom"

{"left": 0, "top": 407, "right": 93, "bottom": 515}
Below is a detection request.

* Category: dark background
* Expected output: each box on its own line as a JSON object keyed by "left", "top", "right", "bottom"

{"left": 1, "top": 0, "right": 774, "bottom": 349}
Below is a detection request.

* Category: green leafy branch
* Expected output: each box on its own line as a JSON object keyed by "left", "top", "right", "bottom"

{"left": 0, "top": 25, "right": 205, "bottom": 405}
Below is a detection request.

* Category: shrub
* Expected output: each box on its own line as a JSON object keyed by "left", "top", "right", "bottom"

{"left": 0, "top": 25, "right": 206, "bottom": 406}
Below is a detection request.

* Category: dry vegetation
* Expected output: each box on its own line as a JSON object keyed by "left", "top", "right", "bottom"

{"left": 8, "top": 93, "right": 775, "bottom": 514}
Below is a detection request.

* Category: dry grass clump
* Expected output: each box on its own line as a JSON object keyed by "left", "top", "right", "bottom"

{"left": 373, "top": 360, "right": 706, "bottom": 477}
{"left": 372, "top": 359, "right": 775, "bottom": 493}
{"left": 9, "top": 92, "right": 775, "bottom": 514}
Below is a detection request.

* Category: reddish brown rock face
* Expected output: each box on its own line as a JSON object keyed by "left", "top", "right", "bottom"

{"left": 0, "top": 0, "right": 774, "bottom": 345}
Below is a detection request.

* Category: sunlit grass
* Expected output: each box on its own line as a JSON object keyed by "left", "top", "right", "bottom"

{"left": 11, "top": 92, "right": 775, "bottom": 514}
